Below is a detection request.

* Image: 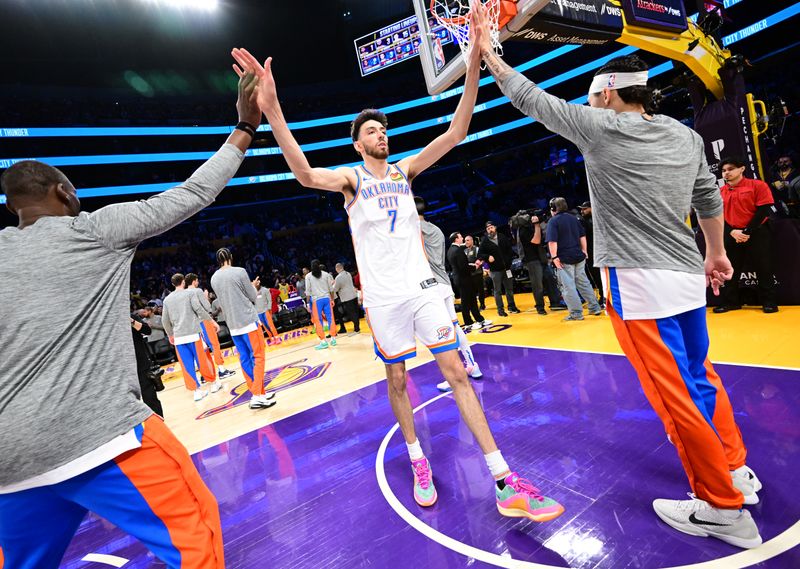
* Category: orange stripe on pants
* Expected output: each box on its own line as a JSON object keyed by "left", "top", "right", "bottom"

{"left": 264, "top": 311, "right": 278, "bottom": 338}
{"left": 311, "top": 299, "right": 337, "bottom": 341}
{"left": 114, "top": 415, "right": 224, "bottom": 568}
{"left": 606, "top": 303, "right": 744, "bottom": 509}
{"left": 704, "top": 359, "right": 747, "bottom": 470}
{"left": 175, "top": 340, "right": 216, "bottom": 391}
{"left": 201, "top": 320, "right": 225, "bottom": 366}
{"left": 245, "top": 328, "right": 266, "bottom": 396}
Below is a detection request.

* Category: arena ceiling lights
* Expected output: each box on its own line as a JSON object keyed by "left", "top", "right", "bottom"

{"left": 139, "top": 0, "right": 219, "bottom": 11}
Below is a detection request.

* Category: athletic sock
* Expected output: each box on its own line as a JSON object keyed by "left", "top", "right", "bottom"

{"left": 455, "top": 324, "right": 476, "bottom": 367}
{"left": 406, "top": 439, "right": 424, "bottom": 461}
{"left": 485, "top": 450, "right": 510, "bottom": 488}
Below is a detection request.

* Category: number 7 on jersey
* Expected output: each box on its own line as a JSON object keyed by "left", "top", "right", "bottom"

{"left": 387, "top": 209, "right": 397, "bottom": 233}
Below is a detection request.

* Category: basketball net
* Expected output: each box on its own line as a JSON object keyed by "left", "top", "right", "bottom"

{"left": 429, "top": 0, "right": 517, "bottom": 60}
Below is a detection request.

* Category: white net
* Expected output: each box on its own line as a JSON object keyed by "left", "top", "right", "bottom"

{"left": 429, "top": 0, "right": 504, "bottom": 60}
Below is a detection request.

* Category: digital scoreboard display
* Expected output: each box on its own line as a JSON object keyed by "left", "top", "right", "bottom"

{"left": 354, "top": 15, "right": 455, "bottom": 77}
{"left": 621, "top": 0, "right": 688, "bottom": 33}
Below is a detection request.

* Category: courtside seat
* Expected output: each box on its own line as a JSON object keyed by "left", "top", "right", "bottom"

{"left": 217, "top": 322, "right": 234, "bottom": 348}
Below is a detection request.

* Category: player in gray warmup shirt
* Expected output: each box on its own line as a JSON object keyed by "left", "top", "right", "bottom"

{"left": 162, "top": 272, "right": 221, "bottom": 402}
{"left": 472, "top": 3, "right": 760, "bottom": 549}
{"left": 211, "top": 248, "right": 276, "bottom": 410}
{"left": 0, "top": 71, "right": 260, "bottom": 566}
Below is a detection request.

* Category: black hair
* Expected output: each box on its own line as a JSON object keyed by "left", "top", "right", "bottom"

{"left": 720, "top": 156, "right": 746, "bottom": 169}
{"left": 171, "top": 273, "right": 185, "bottom": 287}
{"left": 594, "top": 55, "right": 661, "bottom": 114}
{"left": 310, "top": 259, "right": 322, "bottom": 278}
{"left": 1, "top": 160, "right": 69, "bottom": 206}
{"left": 185, "top": 272, "right": 199, "bottom": 286}
{"left": 414, "top": 195, "right": 426, "bottom": 216}
{"left": 216, "top": 247, "right": 233, "bottom": 267}
{"left": 449, "top": 231, "right": 461, "bottom": 242}
{"left": 350, "top": 108, "right": 388, "bottom": 142}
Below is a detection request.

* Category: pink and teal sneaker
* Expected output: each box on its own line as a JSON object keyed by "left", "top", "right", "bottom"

{"left": 412, "top": 457, "right": 438, "bottom": 507}
{"left": 495, "top": 472, "right": 564, "bottom": 522}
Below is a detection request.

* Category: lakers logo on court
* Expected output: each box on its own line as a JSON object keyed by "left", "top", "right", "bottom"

{"left": 196, "top": 358, "right": 331, "bottom": 419}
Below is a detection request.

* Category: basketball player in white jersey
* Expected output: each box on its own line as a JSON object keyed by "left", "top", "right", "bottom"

{"left": 231, "top": 37, "right": 563, "bottom": 521}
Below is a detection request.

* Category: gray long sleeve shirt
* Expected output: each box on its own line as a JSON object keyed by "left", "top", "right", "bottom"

{"left": 210, "top": 267, "right": 258, "bottom": 332}
{"left": 161, "top": 288, "right": 209, "bottom": 341}
{"left": 255, "top": 286, "right": 272, "bottom": 314}
{"left": 333, "top": 270, "right": 358, "bottom": 302}
{"left": 305, "top": 271, "right": 334, "bottom": 301}
{"left": 0, "top": 143, "right": 244, "bottom": 486}
{"left": 144, "top": 315, "right": 165, "bottom": 343}
{"left": 420, "top": 219, "right": 450, "bottom": 286}
{"left": 502, "top": 72, "right": 722, "bottom": 274}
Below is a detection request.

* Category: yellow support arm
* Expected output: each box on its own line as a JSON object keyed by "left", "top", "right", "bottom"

{"left": 609, "top": 2, "right": 730, "bottom": 99}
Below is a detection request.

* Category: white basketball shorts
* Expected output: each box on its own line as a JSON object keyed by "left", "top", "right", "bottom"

{"left": 365, "top": 287, "right": 458, "bottom": 364}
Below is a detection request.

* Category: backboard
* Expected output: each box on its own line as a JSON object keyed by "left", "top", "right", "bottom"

{"left": 412, "top": 0, "right": 550, "bottom": 95}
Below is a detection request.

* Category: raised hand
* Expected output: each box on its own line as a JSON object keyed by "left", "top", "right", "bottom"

{"left": 470, "top": 0, "right": 494, "bottom": 57}
{"left": 232, "top": 48, "right": 277, "bottom": 114}
{"left": 235, "top": 71, "right": 261, "bottom": 127}
{"left": 465, "top": 4, "right": 484, "bottom": 73}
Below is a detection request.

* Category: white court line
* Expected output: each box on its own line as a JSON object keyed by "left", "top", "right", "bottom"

{"left": 80, "top": 553, "right": 129, "bottom": 567}
{"left": 375, "top": 390, "right": 800, "bottom": 569}
{"left": 470, "top": 340, "right": 800, "bottom": 372}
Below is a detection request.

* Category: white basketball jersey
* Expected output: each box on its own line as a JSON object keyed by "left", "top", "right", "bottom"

{"left": 346, "top": 164, "right": 434, "bottom": 308}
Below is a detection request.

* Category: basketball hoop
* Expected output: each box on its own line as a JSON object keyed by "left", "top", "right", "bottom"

{"left": 429, "top": 0, "right": 517, "bottom": 59}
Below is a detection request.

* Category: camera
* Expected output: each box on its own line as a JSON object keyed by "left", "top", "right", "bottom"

{"left": 509, "top": 208, "right": 547, "bottom": 229}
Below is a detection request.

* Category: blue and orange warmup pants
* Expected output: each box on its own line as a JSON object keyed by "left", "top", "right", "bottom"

{"left": 257, "top": 311, "right": 279, "bottom": 341}
{"left": 0, "top": 416, "right": 224, "bottom": 569}
{"left": 175, "top": 339, "right": 216, "bottom": 390}
{"left": 607, "top": 303, "right": 747, "bottom": 509}
{"left": 200, "top": 320, "right": 225, "bottom": 366}
{"left": 231, "top": 328, "right": 266, "bottom": 396}
{"left": 311, "top": 297, "right": 337, "bottom": 341}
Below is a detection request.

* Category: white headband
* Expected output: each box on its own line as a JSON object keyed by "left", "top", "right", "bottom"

{"left": 588, "top": 71, "right": 649, "bottom": 96}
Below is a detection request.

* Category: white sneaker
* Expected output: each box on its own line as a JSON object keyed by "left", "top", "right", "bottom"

{"left": 210, "top": 381, "right": 224, "bottom": 394}
{"left": 732, "top": 465, "right": 762, "bottom": 505}
{"left": 652, "top": 496, "right": 762, "bottom": 549}
{"left": 437, "top": 380, "right": 452, "bottom": 392}
{"left": 193, "top": 389, "right": 208, "bottom": 402}
{"left": 470, "top": 322, "right": 483, "bottom": 331}
{"left": 249, "top": 393, "right": 277, "bottom": 409}
{"left": 480, "top": 320, "right": 493, "bottom": 327}
{"left": 469, "top": 362, "right": 483, "bottom": 379}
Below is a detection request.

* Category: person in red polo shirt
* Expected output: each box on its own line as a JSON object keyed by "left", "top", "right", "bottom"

{"left": 715, "top": 156, "right": 778, "bottom": 314}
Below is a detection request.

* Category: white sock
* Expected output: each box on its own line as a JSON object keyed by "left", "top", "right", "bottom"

{"left": 485, "top": 450, "right": 510, "bottom": 480}
{"left": 406, "top": 439, "right": 424, "bottom": 461}
{"left": 455, "top": 325, "right": 476, "bottom": 368}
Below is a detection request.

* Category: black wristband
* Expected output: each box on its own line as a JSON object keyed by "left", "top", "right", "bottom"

{"left": 235, "top": 121, "right": 257, "bottom": 138}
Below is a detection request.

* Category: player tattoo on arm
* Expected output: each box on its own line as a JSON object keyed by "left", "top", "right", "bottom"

{"left": 482, "top": 49, "right": 515, "bottom": 89}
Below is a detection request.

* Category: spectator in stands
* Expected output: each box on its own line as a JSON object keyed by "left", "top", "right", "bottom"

{"left": 478, "top": 221, "right": 520, "bottom": 317}
{"left": 546, "top": 197, "right": 602, "bottom": 321}
{"left": 278, "top": 278, "right": 290, "bottom": 301}
{"left": 579, "top": 201, "right": 605, "bottom": 308}
{"left": 715, "top": 157, "right": 779, "bottom": 314}
{"left": 770, "top": 155, "right": 800, "bottom": 218}
{"left": 514, "top": 210, "right": 548, "bottom": 315}
{"left": 464, "top": 235, "right": 486, "bottom": 309}
{"left": 297, "top": 267, "right": 309, "bottom": 300}
{"left": 448, "top": 232, "right": 490, "bottom": 329}
{"left": 333, "top": 262, "right": 361, "bottom": 334}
